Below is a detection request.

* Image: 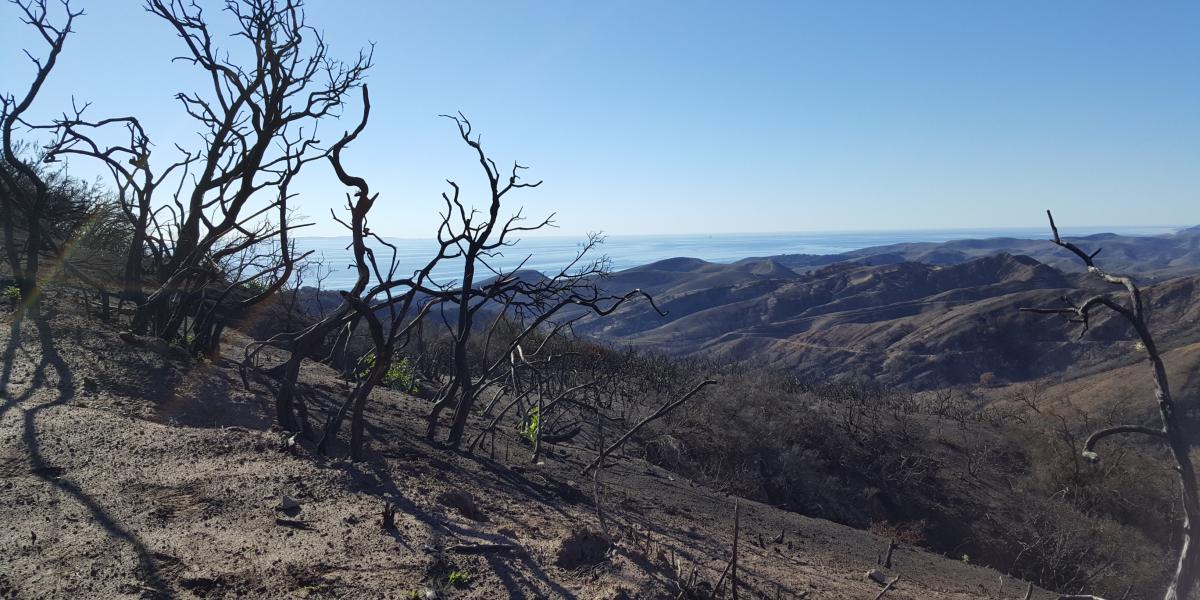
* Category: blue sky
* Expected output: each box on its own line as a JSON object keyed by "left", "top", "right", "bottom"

{"left": 2, "top": 1, "right": 1197, "bottom": 237}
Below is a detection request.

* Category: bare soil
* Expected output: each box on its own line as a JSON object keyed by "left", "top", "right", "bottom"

{"left": 0, "top": 294, "right": 1054, "bottom": 599}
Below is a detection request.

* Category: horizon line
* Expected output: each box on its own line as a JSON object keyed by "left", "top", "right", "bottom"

{"left": 293, "top": 223, "right": 1193, "bottom": 241}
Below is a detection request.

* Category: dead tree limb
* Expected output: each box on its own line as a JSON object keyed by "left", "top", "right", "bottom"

{"left": 581, "top": 379, "right": 717, "bottom": 475}
{"left": 712, "top": 498, "right": 740, "bottom": 598}
{"left": 128, "top": 0, "right": 371, "bottom": 350}
{"left": 447, "top": 542, "right": 518, "bottom": 555}
{"left": 873, "top": 576, "right": 900, "bottom": 600}
{"left": 732, "top": 498, "right": 740, "bottom": 600}
{"left": 1020, "top": 210, "right": 1200, "bottom": 600}
{"left": 592, "top": 405, "right": 609, "bottom": 538}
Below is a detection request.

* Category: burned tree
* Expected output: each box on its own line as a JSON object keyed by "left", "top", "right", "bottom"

{"left": 1020, "top": 211, "right": 1199, "bottom": 600}
{"left": 0, "top": 0, "right": 84, "bottom": 303}
{"left": 242, "top": 86, "right": 446, "bottom": 457}
{"left": 244, "top": 111, "right": 664, "bottom": 458}
{"left": 40, "top": 105, "right": 186, "bottom": 307}
{"left": 308, "top": 89, "right": 445, "bottom": 460}
{"left": 421, "top": 114, "right": 663, "bottom": 448}
{"left": 240, "top": 84, "right": 381, "bottom": 442}
{"left": 91, "top": 0, "right": 373, "bottom": 354}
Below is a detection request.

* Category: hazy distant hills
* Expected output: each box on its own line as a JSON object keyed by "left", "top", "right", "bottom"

{"left": 752, "top": 225, "right": 1200, "bottom": 280}
{"left": 292, "top": 226, "right": 1200, "bottom": 389}
{"left": 572, "top": 228, "right": 1200, "bottom": 389}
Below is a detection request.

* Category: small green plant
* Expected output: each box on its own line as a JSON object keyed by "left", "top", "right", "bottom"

{"left": 961, "top": 553, "right": 970, "bottom": 564}
{"left": 360, "top": 354, "right": 418, "bottom": 393}
{"left": 1, "top": 285, "right": 20, "bottom": 305}
{"left": 383, "top": 357, "right": 418, "bottom": 393}
{"left": 521, "top": 406, "right": 540, "bottom": 444}
{"left": 447, "top": 570, "right": 471, "bottom": 587}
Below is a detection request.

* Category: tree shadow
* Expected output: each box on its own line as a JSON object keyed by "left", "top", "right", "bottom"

{"left": 483, "top": 550, "right": 581, "bottom": 600}
{"left": 1, "top": 311, "right": 35, "bottom": 419}
{"left": 11, "top": 307, "right": 175, "bottom": 598}
{"left": 337, "top": 452, "right": 584, "bottom": 598}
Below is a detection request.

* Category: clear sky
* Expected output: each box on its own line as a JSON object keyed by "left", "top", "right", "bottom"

{"left": 2, "top": 1, "right": 1197, "bottom": 237}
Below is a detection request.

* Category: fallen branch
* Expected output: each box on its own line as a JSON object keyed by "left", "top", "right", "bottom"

{"left": 1083, "top": 424, "right": 1166, "bottom": 459}
{"left": 447, "top": 542, "right": 519, "bottom": 554}
{"left": 582, "top": 380, "right": 717, "bottom": 474}
{"left": 874, "top": 575, "right": 901, "bottom": 600}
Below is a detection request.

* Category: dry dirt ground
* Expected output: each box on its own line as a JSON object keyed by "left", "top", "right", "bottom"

{"left": 0, "top": 295, "right": 1057, "bottom": 599}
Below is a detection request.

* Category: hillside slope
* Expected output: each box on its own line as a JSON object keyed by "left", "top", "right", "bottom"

{"left": 758, "top": 225, "right": 1200, "bottom": 280}
{"left": 0, "top": 296, "right": 1062, "bottom": 599}
{"left": 571, "top": 253, "right": 1200, "bottom": 390}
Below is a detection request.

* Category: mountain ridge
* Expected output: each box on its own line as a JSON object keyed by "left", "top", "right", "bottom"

{"left": 574, "top": 248, "right": 1200, "bottom": 389}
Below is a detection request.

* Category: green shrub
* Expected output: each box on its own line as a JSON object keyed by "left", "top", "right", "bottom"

{"left": 521, "top": 406, "right": 540, "bottom": 444}
{"left": 1, "top": 285, "right": 20, "bottom": 305}
{"left": 360, "top": 354, "right": 418, "bottom": 393}
{"left": 447, "top": 570, "right": 470, "bottom": 587}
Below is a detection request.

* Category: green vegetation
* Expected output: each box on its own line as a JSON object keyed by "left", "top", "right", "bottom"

{"left": 447, "top": 570, "right": 471, "bottom": 587}
{"left": 360, "top": 354, "right": 418, "bottom": 393}
{"left": 521, "top": 406, "right": 540, "bottom": 444}
{"left": 383, "top": 357, "right": 418, "bottom": 393}
{"left": 1, "top": 285, "right": 21, "bottom": 305}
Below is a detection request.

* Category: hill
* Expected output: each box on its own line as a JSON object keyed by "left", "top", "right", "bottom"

{"left": 571, "top": 252, "right": 1200, "bottom": 390}
{"left": 756, "top": 226, "right": 1200, "bottom": 281}
{"left": 0, "top": 295, "right": 1062, "bottom": 599}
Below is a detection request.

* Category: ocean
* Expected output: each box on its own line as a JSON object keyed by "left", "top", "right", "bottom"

{"left": 294, "top": 226, "right": 1183, "bottom": 291}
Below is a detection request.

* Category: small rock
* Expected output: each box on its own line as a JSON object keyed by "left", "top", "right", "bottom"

{"left": 276, "top": 495, "right": 301, "bottom": 512}
{"left": 866, "top": 569, "right": 887, "bottom": 585}
{"left": 435, "top": 490, "right": 485, "bottom": 521}
{"left": 554, "top": 527, "right": 609, "bottom": 569}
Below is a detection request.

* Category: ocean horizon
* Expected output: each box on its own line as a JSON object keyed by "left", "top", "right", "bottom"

{"left": 295, "top": 225, "right": 1186, "bottom": 290}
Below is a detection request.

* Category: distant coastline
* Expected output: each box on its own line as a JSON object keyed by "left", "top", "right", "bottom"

{"left": 295, "top": 225, "right": 1187, "bottom": 290}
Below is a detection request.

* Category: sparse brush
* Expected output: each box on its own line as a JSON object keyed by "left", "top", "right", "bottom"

{"left": 359, "top": 354, "right": 419, "bottom": 393}
{"left": 521, "top": 406, "right": 540, "bottom": 444}
{"left": 1, "top": 286, "right": 20, "bottom": 305}
{"left": 446, "top": 570, "right": 470, "bottom": 587}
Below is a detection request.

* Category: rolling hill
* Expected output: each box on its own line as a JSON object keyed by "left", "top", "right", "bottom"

{"left": 573, "top": 250, "right": 1200, "bottom": 390}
